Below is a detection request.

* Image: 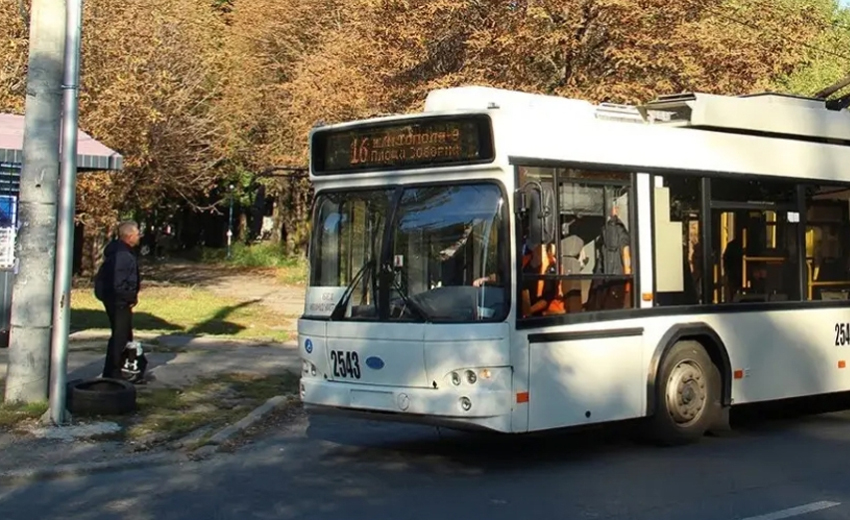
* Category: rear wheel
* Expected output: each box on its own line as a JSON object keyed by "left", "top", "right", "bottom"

{"left": 649, "top": 340, "right": 721, "bottom": 446}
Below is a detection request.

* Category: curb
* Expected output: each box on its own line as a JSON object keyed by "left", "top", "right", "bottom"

{"left": 189, "top": 394, "right": 291, "bottom": 457}
{"left": 0, "top": 451, "right": 191, "bottom": 487}
{"left": 207, "top": 394, "right": 289, "bottom": 445}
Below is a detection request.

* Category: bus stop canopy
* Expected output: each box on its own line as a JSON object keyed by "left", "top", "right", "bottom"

{"left": 0, "top": 113, "right": 123, "bottom": 171}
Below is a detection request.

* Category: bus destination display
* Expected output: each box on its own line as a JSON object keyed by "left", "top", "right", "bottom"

{"left": 311, "top": 115, "right": 494, "bottom": 174}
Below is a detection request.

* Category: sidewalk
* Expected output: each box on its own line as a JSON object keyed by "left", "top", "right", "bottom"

{"left": 0, "top": 333, "right": 304, "bottom": 484}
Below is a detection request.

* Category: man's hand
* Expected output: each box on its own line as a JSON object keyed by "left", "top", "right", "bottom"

{"left": 473, "top": 274, "right": 494, "bottom": 287}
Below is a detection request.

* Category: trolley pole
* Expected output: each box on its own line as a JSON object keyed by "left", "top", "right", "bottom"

{"left": 47, "top": 0, "right": 84, "bottom": 425}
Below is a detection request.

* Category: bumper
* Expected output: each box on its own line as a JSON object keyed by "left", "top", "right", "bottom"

{"left": 301, "top": 378, "right": 514, "bottom": 432}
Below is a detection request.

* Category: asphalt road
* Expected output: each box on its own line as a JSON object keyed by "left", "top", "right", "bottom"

{"left": 4, "top": 403, "right": 850, "bottom": 520}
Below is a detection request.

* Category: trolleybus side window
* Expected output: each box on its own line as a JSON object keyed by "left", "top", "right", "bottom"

{"left": 517, "top": 166, "right": 635, "bottom": 320}
{"left": 803, "top": 184, "right": 850, "bottom": 301}
{"left": 653, "top": 175, "right": 703, "bottom": 306}
{"left": 709, "top": 177, "right": 801, "bottom": 304}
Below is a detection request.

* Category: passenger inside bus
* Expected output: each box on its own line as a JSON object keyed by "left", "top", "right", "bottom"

{"left": 520, "top": 241, "right": 566, "bottom": 318}
{"left": 585, "top": 200, "right": 632, "bottom": 311}
{"left": 559, "top": 218, "right": 587, "bottom": 313}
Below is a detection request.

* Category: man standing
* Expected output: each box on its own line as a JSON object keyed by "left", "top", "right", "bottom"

{"left": 94, "top": 220, "right": 141, "bottom": 379}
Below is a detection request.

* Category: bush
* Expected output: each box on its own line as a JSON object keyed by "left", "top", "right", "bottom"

{"left": 197, "top": 242, "right": 308, "bottom": 285}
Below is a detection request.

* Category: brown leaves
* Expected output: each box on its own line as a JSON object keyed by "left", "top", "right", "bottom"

{"left": 0, "top": 0, "right": 843, "bottom": 251}
{"left": 267, "top": 0, "right": 832, "bottom": 121}
{"left": 0, "top": 0, "right": 29, "bottom": 113}
{"left": 79, "top": 0, "right": 231, "bottom": 210}
{"left": 1, "top": 0, "right": 233, "bottom": 219}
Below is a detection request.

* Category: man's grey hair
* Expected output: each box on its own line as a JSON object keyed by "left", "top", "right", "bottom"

{"left": 117, "top": 220, "right": 139, "bottom": 239}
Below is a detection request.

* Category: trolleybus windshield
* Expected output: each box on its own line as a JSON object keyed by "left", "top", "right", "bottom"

{"left": 309, "top": 183, "right": 508, "bottom": 323}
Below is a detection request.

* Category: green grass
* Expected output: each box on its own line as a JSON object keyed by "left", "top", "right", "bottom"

{"left": 71, "top": 286, "right": 294, "bottom": 342}
{"left": 194, "top": 242, "right": 308, "bottom": 286}
{"left": 202, "top": 242, "right": 306, "bottom": 268}
{"left": 274, "top": 256, "right": 309, "bottom": 286}
{"left": 0, "top": 380, "right": 48, "bottom": 428}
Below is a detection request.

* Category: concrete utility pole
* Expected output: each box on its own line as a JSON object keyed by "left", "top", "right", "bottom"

{"left": 4, "top": 0, "right": 67, "bottom": 404}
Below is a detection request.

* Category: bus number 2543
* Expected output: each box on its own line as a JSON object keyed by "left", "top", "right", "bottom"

{"left": 835, "top": 323, "right": 850, "bottom": 346}
{"left": 331, "top": 350, "right": 362, "bottom": 379}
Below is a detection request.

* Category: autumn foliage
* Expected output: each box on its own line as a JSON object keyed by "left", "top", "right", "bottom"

{"left": 0, "top": 0, "right": 848, "bottom": 258}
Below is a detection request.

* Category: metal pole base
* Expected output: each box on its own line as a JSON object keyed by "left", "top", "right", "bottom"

{"left": 40, "top": 408, "right": 72, "bottom": 426}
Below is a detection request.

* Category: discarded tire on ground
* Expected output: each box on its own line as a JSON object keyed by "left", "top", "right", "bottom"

{"left": 67, "top": 378, "right": 137, "bottom": 417}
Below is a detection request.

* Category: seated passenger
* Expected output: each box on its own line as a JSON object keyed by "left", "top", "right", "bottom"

{"left": 521, "top": 243, "right": 565, "bottom": 317}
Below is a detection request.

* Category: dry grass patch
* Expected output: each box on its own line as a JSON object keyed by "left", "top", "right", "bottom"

{"left": 273, "top": 258, "right": 308, "bottom": 287}
{"left": 71, "top": 286, "right": 293, "bottom": 342}
{"left": 115, "top": 372, "right": 300, "bottom": 447}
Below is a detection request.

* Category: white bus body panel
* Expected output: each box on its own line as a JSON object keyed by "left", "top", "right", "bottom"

{"left": 302, "top": 303, "right": 850, "bottom": 434}
{"left": 299, "top": 320, "right": 515, "bottom": 432}
{"left": 518, "top": 307, "right": 850, "bottom": 432}
{"left": 526, "top": 330, "right": 645, "bottom": 430}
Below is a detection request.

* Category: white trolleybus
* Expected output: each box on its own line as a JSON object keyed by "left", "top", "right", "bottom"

{"left": 298, "top": 86, "right": 850, "bottom": 445}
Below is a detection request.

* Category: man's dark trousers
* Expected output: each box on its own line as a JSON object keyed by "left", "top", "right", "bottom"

{"left": 103, "top": 303, "right": 133, "bottom": 379}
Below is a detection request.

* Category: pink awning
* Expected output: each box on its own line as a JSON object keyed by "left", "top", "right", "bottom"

{"left": 0, "top": 113, "right": 123, "bottom": 171}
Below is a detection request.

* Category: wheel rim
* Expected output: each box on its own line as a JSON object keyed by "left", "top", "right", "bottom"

{"left": 665, "top": 360, "right": 707, "bottom": 425}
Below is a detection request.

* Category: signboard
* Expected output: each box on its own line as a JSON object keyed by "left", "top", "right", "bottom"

{"left": 0, "top": 164, "right": 21, "bottom": 270}
{"left": 304, "top": 286, "right": 348, "bottom": 317}
{"left": 311, "top": 114, "right": 495, "bottom": 175}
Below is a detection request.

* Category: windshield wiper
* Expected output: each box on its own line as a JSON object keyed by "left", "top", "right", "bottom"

{"left": 330, "top": 259, "right": 374, "bottom": 320}
{"left": 386, "top": 265, "right": 429, "bottom": 322}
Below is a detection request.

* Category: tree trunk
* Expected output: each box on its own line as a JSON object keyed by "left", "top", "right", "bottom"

{"left": 80, "top": 223, "right": 107, "bottom": 278}
{"left": 239, "top": 211, "right": 248, "bottom": 242}
{"left": 270, "top": 189, "right": 286, "bottom": 244}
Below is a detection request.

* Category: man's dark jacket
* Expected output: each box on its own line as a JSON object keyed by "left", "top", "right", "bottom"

{"left": 95, "top": 239, "right": 140, "bottom": 306}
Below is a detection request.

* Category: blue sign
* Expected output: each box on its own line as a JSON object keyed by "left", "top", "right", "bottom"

{"left": 365, "top": 356, "right": 384, "bottom": 370}
{"left": 0, "top": 195, "right": 16, "bottom": 227}
{"left": 304, "top": 338, "right": 313, "bottom": 354}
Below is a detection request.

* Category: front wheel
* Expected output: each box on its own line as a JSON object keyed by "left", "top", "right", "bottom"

{"left": 648, "top": 340, "right": 721, "bottom": 446}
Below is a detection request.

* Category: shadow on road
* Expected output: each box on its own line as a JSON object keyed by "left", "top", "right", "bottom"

{"left": 4, "top": 397, "right": 850, "bottom": 520}
{"left": 301, "top": 391, "right": 850, "bottom": 475}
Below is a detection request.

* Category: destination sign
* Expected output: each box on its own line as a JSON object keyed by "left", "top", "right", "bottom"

{"left": 311, "top": 114, "right": 495, "bottom": 175}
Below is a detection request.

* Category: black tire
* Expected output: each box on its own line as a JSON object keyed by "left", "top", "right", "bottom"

{"left": 67, "top": 378, "right": 137, "bottom": 417}
{"left": 648, "top": 340, "right": 721, "bottom": 446}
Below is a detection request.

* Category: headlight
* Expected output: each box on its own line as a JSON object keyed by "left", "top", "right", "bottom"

{"left": 302, "top": 360, "right": 317, "bottom": 376}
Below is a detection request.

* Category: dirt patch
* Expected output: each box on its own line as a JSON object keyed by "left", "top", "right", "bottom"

{"left": 81, "top": 372, "right": 302, "bottom": 451}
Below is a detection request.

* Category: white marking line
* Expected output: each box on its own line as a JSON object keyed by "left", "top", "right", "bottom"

{"left": 739, "top": 501, "right": 841, "bottom": 520}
